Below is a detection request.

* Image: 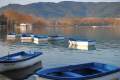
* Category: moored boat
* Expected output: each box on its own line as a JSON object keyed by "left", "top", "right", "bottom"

{"left": 69, "top": 38, "right": 96, "bottom": 50}
{"left": 0, "top": 51, "right": 42, "bottom": 72}
{"left": 33, "top": 35, "right": 48, "bottom": 44}
{"left": 20, "top": 33, "right": 33, "bottom": 42}
{"left": 7, "top": 32, "right": 16, "bottom": 40}
{"left": 31, "top": 62, "right": 120, "bottom": 80}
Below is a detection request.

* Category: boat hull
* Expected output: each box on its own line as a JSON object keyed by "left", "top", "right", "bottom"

{"left": 89, "top": 71, "right": 120, "bottom": 80}
{"left": 7, "top": 35, "right": 16, "bottom": 40}
{"left": 33, "top": 38, "right": 48, "bottom": 44}
{"left": 33, "top": 62, "right": 120, "bottom": 80}
{"left": 69, "top": 44, "right": 95, "bottom": 50}
{"left": 69, "top": 40, "right": 95, "bottom": 45}
{"left": 29, "top": 72, "right": 120, "bottom": 80}
{"left": 0, "top": 55, "right": 41, "bottom": 72}
{"left": 20, "top": 37, "right": 33, "bottom": 42}
{"left": 68, "top": 40, "right": 95, "bottom": 50}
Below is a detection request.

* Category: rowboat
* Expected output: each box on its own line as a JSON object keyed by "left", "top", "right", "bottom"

{"left": 33, "top": 35, "right": 48, "bottom": 44}
{"left": 68, "top": 38, "right": 96, "bottom": 50}
{"left": 31, "top": 62, "right": 120, "bottom": 80}
{"left": 7, "top": 32, "right": 16, "bottom": 40}
{"left": 0, "top": 51, "right": 42, "bottom": 72}
{"left": 20, "top": 33, "right": 33, "bottom": 42}
{"left": 69, "top": 38, "right": 95, "bottom": 45}
{"left": 48, "top": 35, "right": 64, "bottom": 40}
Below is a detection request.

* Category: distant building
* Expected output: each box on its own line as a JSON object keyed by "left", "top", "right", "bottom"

{"left": 15, "top": 23, "right": 32, "bottom": 33}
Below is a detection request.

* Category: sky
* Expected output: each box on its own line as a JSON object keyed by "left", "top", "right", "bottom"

{"left": 0, "top": 0, "right": 120, "bottom": 8}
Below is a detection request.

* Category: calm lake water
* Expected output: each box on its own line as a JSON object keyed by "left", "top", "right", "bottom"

{"left": 0, "top": 26, "right": 120, "bottom": 80}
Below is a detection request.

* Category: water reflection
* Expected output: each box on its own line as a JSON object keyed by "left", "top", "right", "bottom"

{"left": 0, "top": 28, "right": 7, "bottom": 40}
{"left": 0, "top": 25, "right": 120, "bottom": 80}
{"left": 0, "top": 61, "right": 42, "bottom": 80}
{"left": 49, "top": 40, "right": 68, "bottom": 48}
{"left": 1, "top": 25, "right": 120, "bottom": 40}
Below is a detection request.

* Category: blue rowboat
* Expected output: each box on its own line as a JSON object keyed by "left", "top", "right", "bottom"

{"left": 33, "top": 62, "right": 120, "bottom": 80}
{"left": 0, "top": 51, "right": 42, "bottom": 72}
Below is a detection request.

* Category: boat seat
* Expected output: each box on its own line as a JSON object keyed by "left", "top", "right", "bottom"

{"left": 63, "top": 72, "right": 84, "bottom": 77}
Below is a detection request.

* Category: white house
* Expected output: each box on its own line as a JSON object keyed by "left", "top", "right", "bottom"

{"left": 19, "top": 23, "right": 32, "bottom": 33}
{"left": 15, "top": 23, "right": 32, "bottom": 33}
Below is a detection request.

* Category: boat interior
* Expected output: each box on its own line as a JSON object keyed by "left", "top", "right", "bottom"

{"left": 0, "top": 51, "right": 42, "bottom": 62}
{"left": 36, "top": 63, "right": 120, "bottom": 79}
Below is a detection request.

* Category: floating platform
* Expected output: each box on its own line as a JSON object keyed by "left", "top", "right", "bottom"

{"left": 30, "top": 62, "right": 120, "bottom": 80}
{"left": 69, "top": 38, "right": 96, "bottom": 50}
{"left": 33, "top": 35, "right": 48, "bottom": 44}
{"left": 7, "top": 33, "right": 16, "bottom": 40}
{"left": 20, "top": 34, "right": 33, "bottom": 42}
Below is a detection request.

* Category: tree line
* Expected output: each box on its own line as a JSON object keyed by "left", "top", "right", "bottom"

{"left": 0, "top": 10, "right": 120, "bottom": 28}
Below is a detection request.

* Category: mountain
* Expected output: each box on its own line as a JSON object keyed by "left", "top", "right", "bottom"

{"left": 0, "top": 1, "right": 120, "bottom": 18}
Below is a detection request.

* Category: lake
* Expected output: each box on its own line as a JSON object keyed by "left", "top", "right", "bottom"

{"left": 0, "top": 26, "right": 120, "bottom": 80}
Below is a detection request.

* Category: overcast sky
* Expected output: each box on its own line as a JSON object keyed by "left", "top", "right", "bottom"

{"left": 0, "top": 0, "right": 120, "bottom": 8}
